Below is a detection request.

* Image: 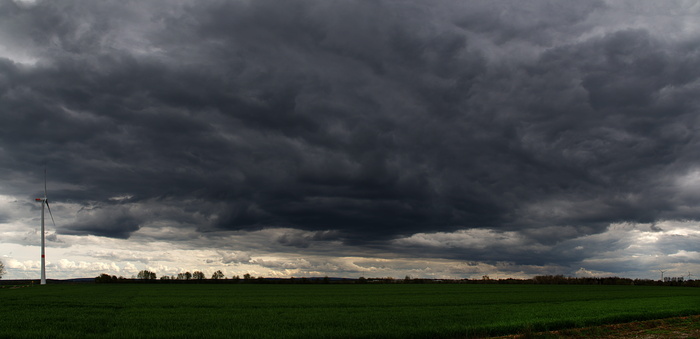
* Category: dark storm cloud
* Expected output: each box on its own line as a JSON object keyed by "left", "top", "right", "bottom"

{"left": 275, "top": 229, "right": 341, "bottom": 248}
{"left": 2, "top": 0, "right": 700, "bottom": 264}
{"left": 61, "top": 205, "right": 141, "bottom": 239}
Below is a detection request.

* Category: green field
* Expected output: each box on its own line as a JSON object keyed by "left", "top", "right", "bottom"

{"left": 1, "top": 284, "right": 699, "bottom": 338}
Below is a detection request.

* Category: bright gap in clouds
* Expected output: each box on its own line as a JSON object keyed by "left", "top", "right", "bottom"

{"left": 3, "top": 207, "right": 700, "bottom": 280}
{"left": 2, "top": 196, "right": 700, "bottom": 280}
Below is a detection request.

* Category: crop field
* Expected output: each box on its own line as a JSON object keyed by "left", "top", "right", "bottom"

{"left": 1, "top": 284, "right": 699, "bottom": 338}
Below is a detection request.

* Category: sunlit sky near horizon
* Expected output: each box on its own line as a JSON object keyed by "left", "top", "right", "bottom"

{"left": 2, "top": 0, "right": 700, "bottom": 280}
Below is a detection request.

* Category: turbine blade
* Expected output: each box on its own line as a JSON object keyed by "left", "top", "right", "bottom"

{"left": 44, "top": 169, "right": 47, "bottom": 198}
{"left": 46, "top": 201, "right": 57, "bottom": 228}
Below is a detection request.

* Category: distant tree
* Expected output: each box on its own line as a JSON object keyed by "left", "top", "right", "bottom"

{"left": 0, "top": 259, "right": 5, "bottom": 279}
{"left": 94, "top": 274, "right": 119, "bottom": 283}
{"left": 95, "top": 273, "right": 112, "bottom": 283}
{"left": 185, "top": 272, "right": 192, "bottom": 280}
{"left": 231, "top": 275, "right": 240, "bottom": 282}
{"left": 137, "top": 270, "right": 157, "bottom": 280}
{"left": 193, "top": 271, "right": 205, "bottom": 280}
{"left": 160, "top": 275, "right": 171, "bottom": 280}
{"left": 211, "top": 270, "right": 225, "bottom": 280}
{"left": 243, "top": 273, "right": 252, "bottom": 281}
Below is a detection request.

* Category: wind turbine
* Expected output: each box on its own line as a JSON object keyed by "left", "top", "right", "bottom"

{"left": 35, "top": 169, "right": 56, "bottom": 285}
{"left": 659, "top": 269, "right": 666, "bottom": 282}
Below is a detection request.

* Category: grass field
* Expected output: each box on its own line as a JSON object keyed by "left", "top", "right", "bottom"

{"left": 1, "top": 284, "right": 699, "bottom": 338}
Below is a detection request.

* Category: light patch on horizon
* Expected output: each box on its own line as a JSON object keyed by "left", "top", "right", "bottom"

{"left": 0, "top": 233, "right": 551, "bottom": 280}
{"left": 0, "top": 219, "right": 696, "bottom": 280}
{"left": 392, "top": 229, "right": 545, "bottom": 251}
{"left": 574, "top": 267, "right": 615, "bottom": 277}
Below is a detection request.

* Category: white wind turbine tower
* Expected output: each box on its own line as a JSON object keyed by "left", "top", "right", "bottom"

{"left": 35, "top": 169, "right": 56, "bottom": 285}
{"left": 659, "top": 269, "right": 667, "bottom": 282}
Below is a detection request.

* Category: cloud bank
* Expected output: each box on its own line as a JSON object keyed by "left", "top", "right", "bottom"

{"left": 1, "top": 0, "right": 700, "bottom": 279}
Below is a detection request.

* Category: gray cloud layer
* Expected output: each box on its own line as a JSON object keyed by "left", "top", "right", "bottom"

{"left": 2, "top": 0, "right": 700, "bottom": 268}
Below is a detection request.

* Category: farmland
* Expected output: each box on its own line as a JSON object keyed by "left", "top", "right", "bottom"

{"left": 1, "top": 284, "right": 699, "bottom": 338}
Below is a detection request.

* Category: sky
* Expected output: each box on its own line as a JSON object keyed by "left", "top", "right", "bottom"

{"left": 1, "top": 0, "right": 700, "bottom": 281}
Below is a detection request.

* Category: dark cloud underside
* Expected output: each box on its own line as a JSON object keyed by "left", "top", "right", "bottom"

{"left": 2, "top": 0, "right": 700, "bottom": 249}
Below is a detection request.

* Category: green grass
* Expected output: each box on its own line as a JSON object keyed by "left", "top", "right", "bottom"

{"left": 1, "top": 284, "right": 699, "bottom": 338}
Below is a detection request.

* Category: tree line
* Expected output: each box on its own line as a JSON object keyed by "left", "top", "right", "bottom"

{"left": 2, "top": 257, "right": 696, "bottom": 286}
{"left": 95, "top": 272, "right": 700, "bottom": 286}
{"left": 531, "top": 275, "right": 700, "bottom": 287}
{"left": 96, "top": 270, "right": 228, "bottom": 283}
{"left": 95, "top": 271, "right": 299, "bottom": 283}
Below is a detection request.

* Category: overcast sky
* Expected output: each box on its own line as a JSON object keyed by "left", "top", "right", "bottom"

{"left": 1, "top": 0, "right": 700, "bottom": 280}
